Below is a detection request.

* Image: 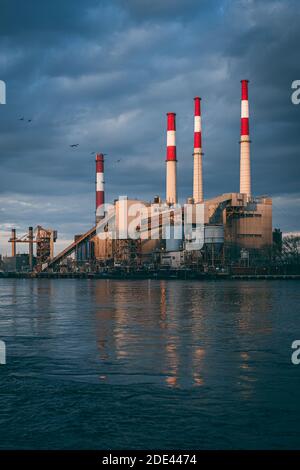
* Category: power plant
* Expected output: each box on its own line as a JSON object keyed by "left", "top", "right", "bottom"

{"left": 1, "top": 81, "right": 280, "bottom": 278}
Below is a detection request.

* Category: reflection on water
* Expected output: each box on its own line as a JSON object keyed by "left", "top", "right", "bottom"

{"left": 0, "top": 279, "right": 300, "bottom": 449}
{"left": 89, "top": 280, "right": 275, "bottom": 391}
{"left": 92, "top": 280, "right": 211, "bottom": 388}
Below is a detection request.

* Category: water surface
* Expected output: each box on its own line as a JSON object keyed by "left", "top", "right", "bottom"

{"left": 0, "top": 279, "right": 299, "bottom": 449}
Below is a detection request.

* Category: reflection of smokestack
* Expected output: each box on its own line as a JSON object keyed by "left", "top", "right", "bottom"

{"left": 240, "top": 80, "right": 251, "bottom": 196}
{"left": 193, "top": 97, "right": 203, "bottom": 203}
{"left": 96, "top": 153, "right": 105, "bottom": 223}
{"left": 166, "top": 112, "right": 177, "bottom": 205}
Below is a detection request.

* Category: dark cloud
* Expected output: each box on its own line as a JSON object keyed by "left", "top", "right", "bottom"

{"left": 0, "top": 0, "right": 99, "bottom": 36}
{"left": 117, "top": 0, "right": 220, "bottom": 20}
{"left": 0, "top": 0, "right": 300, "bottom": 252}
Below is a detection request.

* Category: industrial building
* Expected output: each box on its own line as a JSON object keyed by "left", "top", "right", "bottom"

{"left": 4, "top": 80, "right": 274, "bottom": 274}
{"left": 3, "top": 226, "right": 57, "bottom": 272}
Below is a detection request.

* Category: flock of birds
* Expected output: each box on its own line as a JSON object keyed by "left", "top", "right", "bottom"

{"left": 18, "top": 117, "right": 122, "bottom": 165}
{"left": 19, "top": 117, "right": 32, "bottom": 123}
{"left": 69, "top": 144, "right": 122, "bottom": 164}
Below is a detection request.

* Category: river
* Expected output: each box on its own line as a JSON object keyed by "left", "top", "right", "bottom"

{"left": 0, "top": 279, "right": 299, "bottom": 449}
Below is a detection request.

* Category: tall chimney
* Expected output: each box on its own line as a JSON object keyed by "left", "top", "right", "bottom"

{"left": 11, "top": 228, "right": 16, "bottom": 257}
{"left": 193, "top": 97, "right": 203, "bottom": 203}
{"left": 96, "top": 153, "right": 105, "bottom": 223}
{"left": 240, "top": 79, "right": 251, "bottom": 196}
{"left": 166, "top": 112, "right": 177, "bottom": 205}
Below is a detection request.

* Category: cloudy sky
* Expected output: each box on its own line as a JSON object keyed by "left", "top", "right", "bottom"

{"left": 0, "top": 0, "right": 299, "bottom": 254}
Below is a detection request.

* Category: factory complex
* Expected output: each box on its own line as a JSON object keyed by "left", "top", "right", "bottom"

{"left": 1, "top": 81, "right": 279, "bottom": 277}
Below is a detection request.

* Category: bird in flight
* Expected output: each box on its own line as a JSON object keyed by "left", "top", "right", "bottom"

{"left": 70, "top": 144, "right": 79, "bottom": 148}
{"left": 19, "top": 117, "right": 33, "bottom": 122}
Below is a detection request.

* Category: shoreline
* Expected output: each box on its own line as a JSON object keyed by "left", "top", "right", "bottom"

{"left": 1, "top": 272, "right": 300, "bottom": 281}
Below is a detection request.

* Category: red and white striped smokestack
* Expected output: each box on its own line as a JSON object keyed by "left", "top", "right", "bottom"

{"left": 166, "top": 112, "right": 177, "bottom": 205}
{"left": 240, "top": 80, "right": 251, "bottom": 196}
{"left": 193, "top": 97, "right": 203, "bottom": 203}
{"left": 96, "top": 153, "right": 105, "bottom": 223}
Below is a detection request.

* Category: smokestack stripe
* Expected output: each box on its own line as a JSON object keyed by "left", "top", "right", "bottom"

{"left": 166, "top": 113, "right": 177, "bottom": 161}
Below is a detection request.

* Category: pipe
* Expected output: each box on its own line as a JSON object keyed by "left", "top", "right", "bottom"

{"left": 240, "top": 79, "right": 251, "bottom": 196}
{"left": 166, "top": 112, "right": 177, "bottom": 205}
{"left": 193, "top": 97, "right": 203, "bottom": 203}
{"left": 28, "top": 226, "right": 33, "bottom": 271}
